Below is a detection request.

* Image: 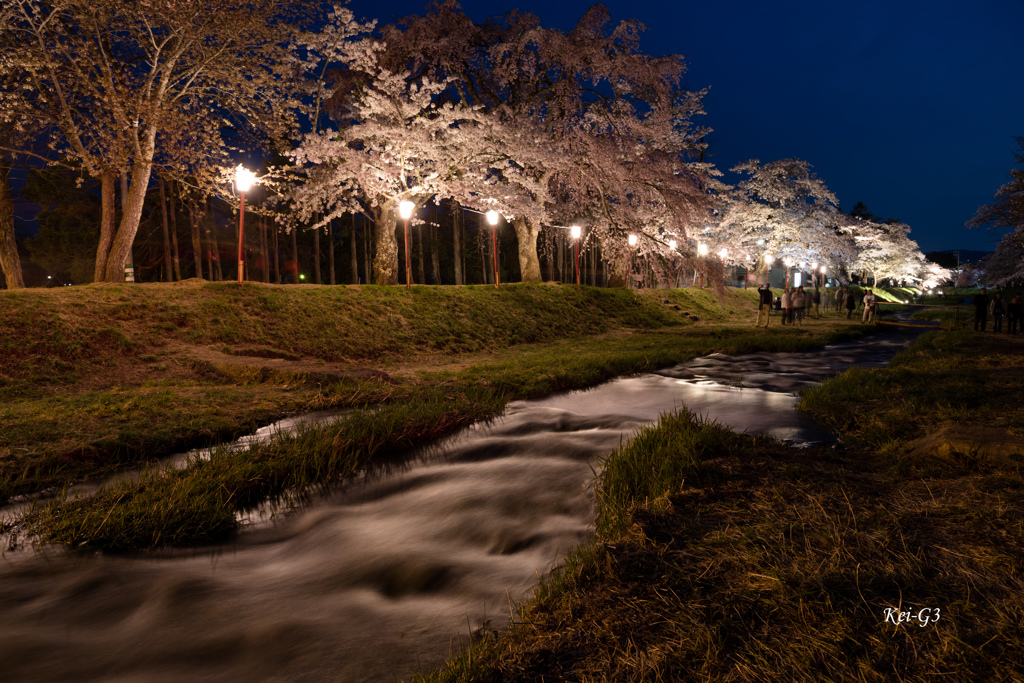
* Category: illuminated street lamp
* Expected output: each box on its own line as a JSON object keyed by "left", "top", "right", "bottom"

{"left": 784, "top": 257, "right": 794, "bottom": 287}
{"left": 764, "top": 253, "right": 773, "bottom": 286}
{"left": 235, "top": 165, "right": 255, "bottom": 284}
{"left": 399, "top": 200, "right": 414, "bottom": 288}
{"left": 487, "top": 210, "right": 500, "bottom": 288}
{"left": 399, "top": 200, "right": 415, "bottom": 287}
{"left": 571, "top": 225, "right": 581, "bottom": 287}
{"left": 811, "top": 261, "right": 818, "bottom": 287}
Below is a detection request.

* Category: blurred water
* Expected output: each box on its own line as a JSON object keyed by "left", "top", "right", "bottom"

{"left": 0, "top": 328, "right": 920, "bottom": 682}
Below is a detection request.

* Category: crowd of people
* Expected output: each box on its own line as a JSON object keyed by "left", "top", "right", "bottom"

{"left": 754, "top": 283, "right": 880, "bottom": 327}
{"left": 755, "top": 283, "right": 1023, "bottom": 334}
{"left": 972, "top": 289, "right": 1024, "bottom": 334}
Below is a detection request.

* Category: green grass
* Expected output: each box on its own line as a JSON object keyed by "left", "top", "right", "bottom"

{"left": 29, "top": 389, "right": 504, "bottom": 550}
{"left": 20, "top": 323, "right": 869, "bottom": 550}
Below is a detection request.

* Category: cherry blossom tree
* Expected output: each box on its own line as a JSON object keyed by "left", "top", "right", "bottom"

{"left": 369, "top": 2, "right": 714, "bottom": 285}
{"left": 718, "top": 159, "right": 856, "bottom": 284}
{"left": 0, "top": 0, "right": 318, "bottom": 281}
{"left": 969, "top": 136, "right": 1024, "bottom": 286}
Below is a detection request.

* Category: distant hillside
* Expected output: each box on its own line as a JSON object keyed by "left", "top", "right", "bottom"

{"left": 926, "top": 249, "right": 993, "bottom": 268}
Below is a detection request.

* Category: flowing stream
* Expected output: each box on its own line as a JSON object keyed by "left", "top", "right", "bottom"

{"left": 0, "top": 325, "right": 923, "bottom": 682}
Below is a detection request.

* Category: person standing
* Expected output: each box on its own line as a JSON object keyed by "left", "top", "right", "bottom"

{"left": 813, "top": 286, "right": 822, "bottom": 319}
{"left": 862, "top": 289, "right": 877, "bottom": 323}
{"left": 845, "top": 287, "right": 857, "bottom": 319}
{"left": 836, "top": 285, "right": 847, "bottom": 313}
{"left": 990, "top": 292, "right": 1006, "bottom": 333}
{"left": 756, "top": 284, "right": 773, "bottom": 327}
{"left": 973, "top": 288, "right": 990, "bottom": 331}
{"left": 781, "top": 288, "right": 791, "bottom": 325}
{"left": 1008, "top": 294, "right": 1023, "bottom": 335}
{"left": 793, "top": 286, "right": 806, "bottom": 325}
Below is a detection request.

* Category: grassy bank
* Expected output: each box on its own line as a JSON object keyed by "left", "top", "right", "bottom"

{"left": 416, "top": 330, "right": 1024, "bottom": 682}
{"left": 23, "top": 322, "right": 865, "bottom": 550}
{"left": 3, "top": 280, "right": 873, "bottom": 549}
{"left": 0, "top": 281, "right": 756, "bottom": 502}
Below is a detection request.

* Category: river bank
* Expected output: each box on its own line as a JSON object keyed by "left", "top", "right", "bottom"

{"left": 419, "top": 329, "right": 1024, "bottom": 682}
{"left": 2, "top": 281, "right": 874, "bottom": 549}
{"left": 1, "top": 309, "right": 922, "bottom": 683}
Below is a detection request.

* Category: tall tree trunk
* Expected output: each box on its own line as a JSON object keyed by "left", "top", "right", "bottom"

{"left": 371, "top": 200, "right": 399, "bottom": 285}
{"left": 430, "top": 222, "right": 440, "bottom": 285}
{"left": 452, "top": 202, "right": 463, "bottom": 285}
{"left": 415, "top": 220, "right": 425, "bottom": 284}
{"left": 291, "top": 228, "right": 299, "bottom": 283}
{"left": 363, "top": 215, "right": 371, "bottom": 284}
{"left": 328, "top": 219, "right": 335, "bottom": 285}
{"left": 208, "top": 198, "right": 223, "bottom": 281}
{"left": 273, "top": 220, "right": 281, "bottom": 284}
{"left": 103, "top": 130, "right": 158, "bottom": 282}
{"left": 93, "top": 169, "right": 116, "bottom": 282}
{"left": 544, "top": 231, "right": 554, "bottom": 281}
{"left": 121, "top": 172, "right": 134, "bottom": 279}
{"left": 512, "top": 216, "right": 542, "bottom": 282}
{"left": 168, "top": 179, "right": 182, "bottom": 280}
{"left": 189, "top": 200, "right": 203, "bottom": 280}
{"left": 158, "top": 176, "right": 174, "bottom": 281}
{"left": 350, "top": 214, "right": 359, "bottom": 284}
{"left": 0, "top": 155, "right": 24, "bottom": 289}
{"left": 605, "top": 239, "right": 627, "bottom": 288}
{"left": 260, "top": 215, "right": 269, "bottom": 283}
{"left": 314, "top": 221, "right": 321, "bottom": 284}
{"left": 480, "top": 222, "right": 489, "bottom": 285}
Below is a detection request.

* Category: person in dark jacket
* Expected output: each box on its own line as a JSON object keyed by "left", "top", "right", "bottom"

{"left": 845, "top": 288, "right": 857, "bottom": 319}
{"left": 1008, "top": 295, "right": 1023, "bottom": 335}
{"left": 973, "top": 288, "right": 990, "bottom": 331}
{"left": 990, "top": 293, "right": 1006, "bottom": 333}
{"left": 756, "top": 284, "right": 773, "bottom": 327}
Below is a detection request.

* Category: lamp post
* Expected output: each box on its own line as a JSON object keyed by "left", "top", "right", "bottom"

{"left": 486, "top": 210, "right": 500, "bottom": 288}
{"left": 399, "top": 200, "right": 414, "bottom": 288}
{"left": 811, "top": 261, "right": 818, "bottom": 288}
{"left": 627, "top": 234, "right": 638, "bottom": 289}
{"left": 784, "top": 257, "right": 794, "bottom": 287}
{"left": 697, "top": 242, "right": 708, "bottom": 288}
{"left": 571, "top": 225, "right": 581, "bottom": 287}
{"left": 235, "top": 165, "right": 255, "bottom": 284}
{"left": 765, "top": 253, "right": 773, "bottom": 286}
{"left": 820, "top": 264, "right": 827, "bottom": 288}
{"left": 718, "top": 248, "right": 728, "bottom": 287}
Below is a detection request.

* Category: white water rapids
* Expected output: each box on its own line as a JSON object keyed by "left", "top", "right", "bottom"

{"left": 0, "top": 330, "right": 920, "bottom": 682}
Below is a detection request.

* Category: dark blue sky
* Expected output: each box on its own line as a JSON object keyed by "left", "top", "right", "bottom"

{"left": 349, "top": 0, "right": 1024, "bottom": 252}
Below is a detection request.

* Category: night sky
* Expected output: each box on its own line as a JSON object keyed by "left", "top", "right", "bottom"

{"left": 348, "top": 0, "right": 1024, "bottom": 253}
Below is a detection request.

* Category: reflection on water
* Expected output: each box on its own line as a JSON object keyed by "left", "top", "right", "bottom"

{"left": 0, "top": 330, "right": 918, "bottom": 682}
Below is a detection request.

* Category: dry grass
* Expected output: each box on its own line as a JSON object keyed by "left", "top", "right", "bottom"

{"left": 419, "top": 332, "right": 1024, "bottom": 682}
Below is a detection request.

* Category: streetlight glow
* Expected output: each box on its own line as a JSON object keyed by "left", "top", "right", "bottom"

{"left": 399, "top": 200, "right": 414, "bottom": 287}
{"left": 235, "top": 165, "right": 255, "bottom": 193}
{"left": 669, "top": 240, "right": 677, "bottom": 249}
{"left": 697, "top": 243, "right": 708, "bottom": 256}
{"left": 718, "top": 248, "right": 728, "bottom": 260}
{"left": 570, "top": 225, "right": 581, "bottom": 239}
{"left": 235, "top": 164, "right": 255, "bottom": 284}
{"left": 486, "top": 209, "right": 500, "bottom": 287}
{"left": 628, "top": 234, "right": 638, "bottom": 247}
